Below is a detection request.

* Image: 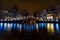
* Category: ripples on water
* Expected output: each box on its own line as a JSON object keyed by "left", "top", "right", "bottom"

{"left": 0, "top": 22, "right": 60, "bottom": 34}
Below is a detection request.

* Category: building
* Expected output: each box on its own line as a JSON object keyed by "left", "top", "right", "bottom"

{"left": 8, "top": 4, "right": 20, "bottom": 17}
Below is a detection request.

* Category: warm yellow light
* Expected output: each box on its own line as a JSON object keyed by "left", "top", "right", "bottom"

{"left": 51, "top": 24, "right": 54, "bottom": 32}
{"left": 59, "top": 16, "right": 60, "bottom": 18}
{"left": 47, "top": 14, "right": 53, "bottom": 16}
{"left": 47, "top": 23, "right": 51, "bottom": 32}
{"left": 7, "top": 23, "right": 11, "bottom": 32}
{"left": 47, "top": 23, "right": 55, "bottom": 34}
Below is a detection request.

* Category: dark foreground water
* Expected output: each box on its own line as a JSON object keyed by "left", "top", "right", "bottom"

{"left": 0, "top": 22, "right": 60, "bottom": 40}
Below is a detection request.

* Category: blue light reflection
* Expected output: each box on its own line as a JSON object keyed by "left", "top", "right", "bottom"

{"left": 0, "top": 23, "right": 3, "bottom": 31}
{"left": 4, "top": 23, "right": 7, "bottom": 32}
{"left": 56, "top": 23, "right": 59, "bottom": 33}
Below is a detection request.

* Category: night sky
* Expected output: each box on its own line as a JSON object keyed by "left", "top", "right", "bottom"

{"left": 0, "top": 0, "right": 60, "bottom": 14}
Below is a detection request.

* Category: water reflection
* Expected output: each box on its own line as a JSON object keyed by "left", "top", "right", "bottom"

{"left": 23, "top": 24, "right": 28, "bottom": 32}
{"left": 38, "top": 23, "right": 46, "bottom": 31}
{"left": 36, "top": 23, "right": 39, "bottom": 32}
{"left": 0, "top": 22, "right": 60, "bottom": 34}
{"left": 47, "top": 23, "right": 55, "bottom": 34}
{"left": 56, "top": 23, "right": 59, "bottom": 33}
{"left": 0, "top": 23, "right": 3, "bottom": 31}
{"left": 7, "top": 23, "right": 12, "bottom": 32}
{"left": 4, "top": 23, "right": 7, "bottom": 32}
{"left": 17, "top": 23, "right": 22, "bottom": 32}
{"left": 51, "top": 23, "right": 54, "bottom": 32}
{"left": 13, "top": 23, "right": 16, "bottom": 30}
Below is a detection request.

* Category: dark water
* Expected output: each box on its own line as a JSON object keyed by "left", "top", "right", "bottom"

{"left": 0, "top": 22, "right": 59, "bottom": 33}
{"left": 0, "top": 22, "right": 60, "bottom": 40}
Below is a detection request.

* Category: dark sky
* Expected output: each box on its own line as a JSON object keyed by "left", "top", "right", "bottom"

{"left": 0, "top": 0, "right": 60, "bottom": 14}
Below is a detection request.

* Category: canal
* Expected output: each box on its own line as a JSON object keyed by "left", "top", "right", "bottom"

{"left": 0, "top": 22, "right": 60, "bottom": 40}
{"left": 0, "top": 22, "right": 60, "bottom": 34}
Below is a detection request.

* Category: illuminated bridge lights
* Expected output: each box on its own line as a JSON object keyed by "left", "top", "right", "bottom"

{"left": 0, "top": 16, "right": 60, "bottom": 22}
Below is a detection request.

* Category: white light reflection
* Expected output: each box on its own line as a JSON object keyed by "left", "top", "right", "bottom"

{"left": 11, "top": 23, "right": 13, "bottom": 27}
{"left": 36, "top": 23, "right": 39, "bottom": 32}
{"left": 17, "top": 23, "right": 20, "bottom": 30}
{"left": 19, "top": 24, "right": 22, "bottom": 32}
{"left": 17, "top": 23, "right": 22, "bottom": 32}
{"left": 7, "top": 23, "right": 12, "bottom": 32}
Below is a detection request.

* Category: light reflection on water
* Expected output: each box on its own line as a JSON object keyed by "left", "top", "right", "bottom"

{"left": 13, "top": 23, "right": 16, "bottom": 30}
{"left": 0, "top": 23, "right": 3, "bottom": 31}
{"left": 17, "top": 23, "right": 22, "bottom": 32}
{"left": 38, "top": 23, "right": 46, "bottom": 31}
{"left": 4, "top": 23, "right": 7, "bottom": 32}
{"left": 56, "top": 23, "right": 60, "bottom": 33}
{"left": 0, "top": 22, "right": 60, "bottom": 34}
{"left": 7, "top": 23, "right": 12, "bottom": 32}
{"left": 47, "top": 23, "right": 55, "bottom": 34}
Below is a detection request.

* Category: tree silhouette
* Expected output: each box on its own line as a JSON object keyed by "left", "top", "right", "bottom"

{"left": 22, "top": 10, "right": 29, "bottom": 16}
